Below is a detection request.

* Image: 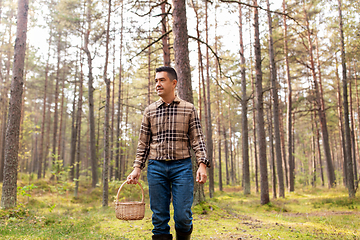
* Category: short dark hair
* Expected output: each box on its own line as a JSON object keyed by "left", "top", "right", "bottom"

{"left": 156, "top": 66, "right": 178, "bottom": 81}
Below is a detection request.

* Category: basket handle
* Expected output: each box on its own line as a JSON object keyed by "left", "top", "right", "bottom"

{"left": 116, "top": 181, "right": 144, "bottom": 203}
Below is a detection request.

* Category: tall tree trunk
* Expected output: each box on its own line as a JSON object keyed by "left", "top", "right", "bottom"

{"left": 311, "top": 112, "right": 316, "bottom": 187}
{"left": 314, "top": 110, "right": 325, "bottom": 186}
{"left": 205, "top": 0, "right": 214, "bottom": 198}
{"left": 69, "top": 52, "right": 78, "bottom": 181}
{"left": 304, "top": 4, "right": 336, "bottom": 188}
{"left": 172, "top": 0, "right": 192, "bottom": 103}
{"left": 249, "top": 17, "right": 259, "bottom": 193}
{"left": 338, "top": 0, "right": 355, "bottom": 197}
{"left": 229, "top": 117, "right": 235, "bottom": 184}
{"left": 1, "top": 0, "right": 29, "bottom": 209}
{"left": 214, "top": 7, "right": 223, "bottom": 191}
{"left": 191, "top": 0, "right": 206, "bottom": 147}
{"left": 253, "top": 0, "right": 269, "bottom": 204}
{"left": 161, "top": 1, "right": 170, "bottom": 66}
{"left": 102, "top": 0, "right": 111, "bottom": 207}
{"left": 336, "top": 58, "right": 347, "bottom": 185}
{"left": 354, "top": 63, "right": 360, "bottom": 188}
{"left": 216, "top": 95, "right": 223, "bottom": 191}
{"left": 147, "top": 4, "right": 151, "bottom": 106}
{"left": 279, "top": 111, "right": 288, "bottom": 189}
{"left": 224, "top": 126, "right": 229, "bottom": 185}
{"left": 190, "top": 0, "right": 202, "bottom": 122}
{"left": 349, "top": 75, "right": 358, "bottom": 184}
{"left": 44, "top": 80, "right": 53, "bottom": 178}
{"left": 38, "top": 34, "right": 52, "bottom": 180}
{"left": 0, "top": 10, "right": 13, "bottom": 180}
{"left": 267, "top": 101, "right": 276, "bottom": 198}
{"left": 172, "top": 0, "right": 204, "bottom": 204}
{"left": 283, "top": 0, "right": 293, "bottom": 192}
{"left": 74, "top": 52, "right": 83, "bottom": 198}
{"left": 57, "top": 66, "right": 66, "bottom": 164}
{"left": 267, "top": 0, "right": 284, "bottom": 198}
{"left": 84, "top": 0, "right": 98, "bottom": 188}
{"left": 109, "top": 42, "right": 116, "bottom": 181}
{"left": 52, "top": 32, "right": 62, "bottom": 179}
{"left": 239, "top": 3, "right": 250, "bottom": 195}
{"left": 115, "top": 0, "right": 124, "bottom": 180}
{"left": 0, "top": 110, "right": 7, "bottom": 182}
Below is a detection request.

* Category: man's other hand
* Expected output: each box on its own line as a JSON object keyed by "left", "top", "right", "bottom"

{"left": 196, "top": 163, "right": 207, "bottom": 184}
{"left": 127, "top": 167, "right": 141, "bottom": 184}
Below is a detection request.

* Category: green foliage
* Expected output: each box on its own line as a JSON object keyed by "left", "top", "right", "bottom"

{"left": 17, "top": 184, "right": 38, "bottom": 198}
{"left": 312, "top": 197, "right": 359, "bottom": 210}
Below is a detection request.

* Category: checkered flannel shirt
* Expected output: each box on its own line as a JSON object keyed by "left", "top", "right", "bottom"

{"left": 133, "top": 96, "right": 210, "bottom": 170}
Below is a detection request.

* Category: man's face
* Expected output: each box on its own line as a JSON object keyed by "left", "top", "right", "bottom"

{"left": 155, "top": 71, "right": 177, "bottom": 98}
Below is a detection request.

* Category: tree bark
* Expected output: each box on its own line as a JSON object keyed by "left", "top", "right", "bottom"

{"left": 267, "top": 101, "right": 276, "bottom": 198}
{"left": 74, "top": 52, "right": 83, "bottom": 198}
{"left": 115, "top": 0, "right": 124, "bottom": 180}
{"left": 338, "top": 0, "right": 354, "bottom": 197}
{"left": 57, "top": 67, "right": 66, "bottom": 164}
{"left": 109, "top": 42, "right": 116, "bottom": 181}
{"left": 349, "top": 75, "right": 358, "bottom": 185}
{"left": 267, "top": 0, "right": 284, "bottom": 198}
{"left": 253, "top": 0, "right": 269, "bottom": 204}
{"left": 239, "top": 3, "right": 250, "bottom": 195}
{"left": 311, "top": 112, "right": 316, "bottom": 187}
{"left": 1, "top": 0, "right": 29, "bottom": 209}
{"left": 216, "top": 95, "right": 223, "bottom": 191}
{"left": 205, "top": 0, "right": 214, "bottom": 198}
{"left": 283, "top": 0, "right": 293, "bottom": 192}
{"left": 249, "top": 22, "right": 259, "bottom": 193}
{"left": 161, "top": 1, "right": 170, "bottom": 66}
{"left": 224, "top": 126, "right": 230, "bottom": 185}
{"left": 172, "top": 0, "right": 204, "bottom": 204}
{"left": 172, "top": 0, "right": 192, "bottom": 104}
{"left": 52, "top": 32, "right": 61, "bottom": 179}
{"left": 335, "top": 58, "right": 347, "bottom": 185}
{"left": 102, "top": 0, "right": 111, "bottom": 207}
{"left": 84, "top": 0, "right": 98, "bottom": 188}
{"left": 304, "top": 4, "right": 336, "bottom": 188}
{"left": 69, "top": 52, "right": 78, "bottom": 181}
{"left": 214, "top": 6, "right": 223, "bottom": 191}
{"left": 38, "top": 34, "right": 52, "bottom": 180}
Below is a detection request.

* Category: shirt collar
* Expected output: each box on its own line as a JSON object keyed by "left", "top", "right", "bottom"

{"left": 156, "top": 96, "right": 181, "bottom": 108}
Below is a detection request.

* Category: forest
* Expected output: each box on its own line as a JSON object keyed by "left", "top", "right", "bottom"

{"left": 0, "top": 0, "right": 360, "bottom": 238}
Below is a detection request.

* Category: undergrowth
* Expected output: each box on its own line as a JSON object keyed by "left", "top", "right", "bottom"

{"left": 0, "top": 178, "right": 359, "bottom": 239}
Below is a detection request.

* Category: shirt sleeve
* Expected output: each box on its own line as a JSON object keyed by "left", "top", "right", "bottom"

{"left": 133, "top": 107, "right": 151, "bottom": 169}
{"left": 188, "top": 106, "right": 210, "bottom": 168}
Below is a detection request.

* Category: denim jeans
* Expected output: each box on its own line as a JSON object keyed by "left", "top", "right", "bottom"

{"left": 147, "top": 158, "right": 194, "bottom": 235}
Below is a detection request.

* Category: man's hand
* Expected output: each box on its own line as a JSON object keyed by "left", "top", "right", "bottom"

{"left": 196, "top": 163, "right": 207, "bottom": 184}
{"left": 127, "top": 167, "right": 141, "bottom": 184}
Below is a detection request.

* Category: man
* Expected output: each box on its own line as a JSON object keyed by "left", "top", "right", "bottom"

{"left": 127, "top": 66, "right": 210, "bottom": 240}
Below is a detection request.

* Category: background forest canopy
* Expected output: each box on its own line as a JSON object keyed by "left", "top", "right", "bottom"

{"left": 0, "top": 0, "right": 360, "bottom": 208}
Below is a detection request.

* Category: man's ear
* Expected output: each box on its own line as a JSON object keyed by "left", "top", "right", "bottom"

{"left": 173, "top": 79, "right": 177, "bottom": 88}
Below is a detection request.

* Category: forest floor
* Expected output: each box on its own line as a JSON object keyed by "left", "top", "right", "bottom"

{"left": 0, "top": 176, "right": 359, "bottom": 240}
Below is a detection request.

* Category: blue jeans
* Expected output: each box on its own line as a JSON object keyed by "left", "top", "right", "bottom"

{"left": 147, "top": 158, "right": 194, "bottom": 235}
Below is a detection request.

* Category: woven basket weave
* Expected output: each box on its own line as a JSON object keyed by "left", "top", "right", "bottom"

{"left": 115, "top": 181, "right": 145, "bottom": 220}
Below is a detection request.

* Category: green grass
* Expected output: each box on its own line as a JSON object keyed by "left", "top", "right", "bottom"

{"left": 1, "top": 179, "right": 359, "bottom": 239}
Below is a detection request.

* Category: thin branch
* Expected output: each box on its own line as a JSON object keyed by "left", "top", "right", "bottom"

{"left": 132, "top": 1, "right": 170, "bottom": 17}
{"left": 219, "top": 0, "right": 305, "bottom": 29}
{"left": 130, "top": 30, "right": 172, "bottom": 61}
{"left": 188, "top": 35, "right": 235, "bottom": 84}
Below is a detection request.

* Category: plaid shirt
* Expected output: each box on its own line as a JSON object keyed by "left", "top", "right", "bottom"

{"left": 134, "top": 96, "right": 210, "bottom": 169}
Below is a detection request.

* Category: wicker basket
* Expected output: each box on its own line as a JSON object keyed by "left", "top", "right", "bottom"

{"left": 115, "top": 181, "right": 145, "bottom": 220}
